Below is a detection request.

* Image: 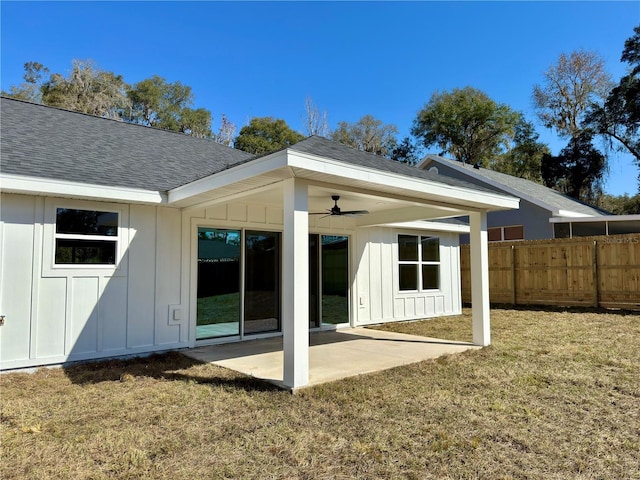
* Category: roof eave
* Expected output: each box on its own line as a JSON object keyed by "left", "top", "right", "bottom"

{"left": 169, "top": 149, "right": 520, "bottom": 211}
{"left": 0, "top": 173, "right": 167, "bottom": 204}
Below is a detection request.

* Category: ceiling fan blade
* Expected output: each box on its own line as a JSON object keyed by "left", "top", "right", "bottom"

{"left": 341, "top": 210, "right": 369, "bottom": 216}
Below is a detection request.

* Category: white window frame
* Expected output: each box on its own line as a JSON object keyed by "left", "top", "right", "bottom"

{"left": 397, "top": 234, "right": 441, "bottom": 293}
{"left": 43, "top": 198, "right": 128, "bottom": 277}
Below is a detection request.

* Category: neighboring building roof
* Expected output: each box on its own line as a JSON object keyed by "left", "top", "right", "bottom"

{"left": 0, "top": 97, "right": 253, "bottom": 192}
{"left": 419, "top": 154, "right": 609, "bottom": 217}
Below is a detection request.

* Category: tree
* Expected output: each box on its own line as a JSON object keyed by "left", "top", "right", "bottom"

{"left": 411, "top": 87, "right": 521, "bottom": 166}
{"left": 234, "top": 117, "right": 304, "bottom": 155}
{"left": 302, "top": 96, "right": 329, "bottom": 137}
{"left": 126, "top": 75, "right": 212, "bottom": 137}
{"left": 330, "top": 114, "right": 398, "bottom": 157}
{"left": 390, "top": 137, "right": 421, "bottom": 165}
{"left": 533, "top": 50, "right": 612, "bottom": 138}
{"left": 585, "top": 25, "right": 640, "bottom": 189}
{"left": 2, "top": 61, "right": 49, "bottom": 103}
{"left": 214, "top": 113, "right": 236, "bottom": 147}
{"left": 598, "top": 193, "right": 640, "bottom": 214}
{"left": 541, "top": 131, "right": 606, "bottom": 203}
{"left": 40, "top": 59, "right": 130, "bottom": 118}
{"left": 491, "top": 115, "right": 549, "bottom": 182}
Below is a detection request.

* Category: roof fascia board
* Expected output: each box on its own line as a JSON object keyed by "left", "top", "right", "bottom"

{"left": 418, "top": 155, "right": 560, "bottom": 215}
{"left": 0, "top": 173, "right": 166, "bottom": 204}
{"left": 550, "top": 214, "right": 640, "bottom": 223}
{"left": 555, "top": 210, "right": 598, "bottom": 218}
{"left": 288, "top": 151, "right": 520, "bottom": 210}
{"left": 168, "top": 151, "right": 289, "bottom": 204}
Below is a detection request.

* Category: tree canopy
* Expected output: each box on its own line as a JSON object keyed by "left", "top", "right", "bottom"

{"left": 40, "top": 60, "right": 130, "bottom": 119}
{"left": 126, "top": 75, "right": 212, "bottom": 137}
{"left": 234, "top": 117, "right": 305, "bottom": 155}
{"left": 533, "top": 50, "right": 611, "bottom": 138}
{"left": 330, "top": 114, "right": 398, "bottom": 157}
{"left": 585, "top": 25, "right": 640, "bottom": 190}
{"left": 541, "top": 131, "right": 606, "bottom": 203}
{"left": 3, "top": 59, "right": 223, "bottom": 139}
{"left": 491, "top": 115, "right": 549, "bottom": 182}
{"left": 411, "top": 87, "right": 521, "bottom": 167}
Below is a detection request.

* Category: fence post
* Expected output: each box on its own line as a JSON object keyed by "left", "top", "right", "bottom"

{"left": 592, "top": 240, "right": 599, "bottom": 308}
{"left": 511, "top": 244, "right": 517, "bottom": 305}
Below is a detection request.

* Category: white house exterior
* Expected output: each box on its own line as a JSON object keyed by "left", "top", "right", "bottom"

{"left": 0, "top": 98, "right": 519, "bottom": 388}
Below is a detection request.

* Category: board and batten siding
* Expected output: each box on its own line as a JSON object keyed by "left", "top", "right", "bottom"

{"left": 0, "top": 193, "right": 187, "bottom": 370}
{"left": 354, "top": 228, "right": 462, "bottom": 325}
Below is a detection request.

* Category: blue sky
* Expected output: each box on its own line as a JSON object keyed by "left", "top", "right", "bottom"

{"left": 2, "top": 1, "right": 638, "bottom": 195}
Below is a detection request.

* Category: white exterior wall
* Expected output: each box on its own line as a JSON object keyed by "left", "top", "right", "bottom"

{"left": 353, "top": 227, "right": 461, "bottom": 325}
{"left": 1, "top": 193, "right": 463, "bottom": 369}
{"left": 0, "top": 193, "right": 187, "bottom": 370}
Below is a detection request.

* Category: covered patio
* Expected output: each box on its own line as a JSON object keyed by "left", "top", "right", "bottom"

{"left": 184, "top": 327, "right": 480, "bottom": 391}
{"left": 172, "top": 137, "right": 519, "bottom": 390}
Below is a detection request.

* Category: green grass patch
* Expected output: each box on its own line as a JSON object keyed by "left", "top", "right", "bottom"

{"left": 2, "top": 307, "right": 639, "bottom": 479}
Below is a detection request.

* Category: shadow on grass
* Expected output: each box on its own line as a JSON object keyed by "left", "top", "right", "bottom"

{"left": 62, "top": 351, "right": 282, "bottom": 392}
{"left": 465, "top": 303, "right": 640, "bottom": 317}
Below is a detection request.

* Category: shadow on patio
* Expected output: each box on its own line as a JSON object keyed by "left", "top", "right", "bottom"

{"left": 184, "top": 328, "right": 480, "bottom": 390}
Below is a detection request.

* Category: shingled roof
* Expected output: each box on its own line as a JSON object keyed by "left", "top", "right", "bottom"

{"left": 0, "top": 97, "right": 253, "bottom": 191}
{"left": 420, "top": 155, "right": 609, "bottom": 217}
{"left": 287, "top": 136, "right": 497, "bottom": 193}
{"left": 1, "top": 97, "right": 500, "bottom": 198}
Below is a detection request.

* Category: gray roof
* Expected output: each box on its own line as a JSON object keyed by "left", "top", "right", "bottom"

{"left": 0, "top": 97, "right": 253, "bottom": 191}
{"left": 1, "top": 97, "right": 503, "bottom": 198}
{"left": 288, "top": 136, "right": 497, "bottom": 193}
{"left": 422, "top": 155, "right": 609, "bottom": 217}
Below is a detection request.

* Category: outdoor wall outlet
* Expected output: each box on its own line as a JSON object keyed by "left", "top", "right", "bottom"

{"left": 168, "top": 305, "right": 182, "bottom": 324}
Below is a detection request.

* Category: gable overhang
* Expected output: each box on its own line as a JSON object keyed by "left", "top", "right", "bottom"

{"left": 169, "top": 149, "right": 519, "bottom": 221}
{"left": 418, "top": 155, "right": 563, "bottom": 216}
{"left": 0, "top": 173, "right": 166, "bottom": 204}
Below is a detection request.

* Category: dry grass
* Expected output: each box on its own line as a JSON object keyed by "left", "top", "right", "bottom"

{"left": 1, "top": 307, "right": 639, "bottom": 479}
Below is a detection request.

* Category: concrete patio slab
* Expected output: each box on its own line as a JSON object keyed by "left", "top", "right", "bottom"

{"left": 184, "top": 327, "right": 480, "bottom": 390}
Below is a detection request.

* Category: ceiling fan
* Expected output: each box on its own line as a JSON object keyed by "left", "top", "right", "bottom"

{"left": 310, "top": 195, "right": 369, "bottom": 217}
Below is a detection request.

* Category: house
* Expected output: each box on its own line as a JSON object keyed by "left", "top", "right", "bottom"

{"left": 416, "top": 155, "right": 639, "bottom": 242}
{"left": 0, "top": 97, "right": 519, "bottom": 388}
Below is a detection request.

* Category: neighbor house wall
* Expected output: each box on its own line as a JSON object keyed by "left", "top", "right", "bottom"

{"left": 0, "top": 193, "right": 187, "bottom": 370}
{"left": 354, "top": 227, "right": 461, "bottom": 325}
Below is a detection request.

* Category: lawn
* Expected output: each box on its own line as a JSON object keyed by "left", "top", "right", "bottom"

{"left": 1, "top": 307, "right": 639, "bottom": 479}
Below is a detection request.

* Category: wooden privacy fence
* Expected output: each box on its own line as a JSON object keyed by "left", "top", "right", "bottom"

{"left": 460, "top": 234, "right": 640, "bottom": 310}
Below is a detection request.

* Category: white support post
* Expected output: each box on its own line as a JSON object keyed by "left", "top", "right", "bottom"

{"left": 282, "top": 178, "right": 309, "bottom": 389}
{"left": 469, "top": 211, "right": 490, "bottom": 346}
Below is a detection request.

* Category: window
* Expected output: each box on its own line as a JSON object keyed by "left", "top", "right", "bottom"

{"left": 398, "top": 234, "right": 440, "bottom": 291}
{"left": 488, "top": 225, "right": 524, "bottom": 242}
{"left": 55, "top": 208, "right": 118, "bottom": 265}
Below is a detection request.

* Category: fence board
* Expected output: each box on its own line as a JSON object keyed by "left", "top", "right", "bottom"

{"left": 460, "top": 234, "right": 640, "bottom": 310}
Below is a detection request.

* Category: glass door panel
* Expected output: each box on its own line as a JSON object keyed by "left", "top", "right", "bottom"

{"left": 309, "top": 234, "right": 320, "bottom": 328}
{"left": 321, "top": 235, "right": 349, "bottom": 325}
{"left": 244, "top": 231, "right": 281, "bottom": 334}
{"left": 196, "top": 228, "right": 241, "bottom": 339}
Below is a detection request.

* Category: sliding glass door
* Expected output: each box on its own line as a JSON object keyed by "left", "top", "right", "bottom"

{"left": 309, "top": 234, "right": 350, "bottom": 327}
{"left": 196, "top": 228, "right": 241, "bottom": 339}
{"left": 244, "top": 231, "right": 281, "bottom": 334}
{"left": 197, "top": 227, "right": 347, "bottom": 341}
